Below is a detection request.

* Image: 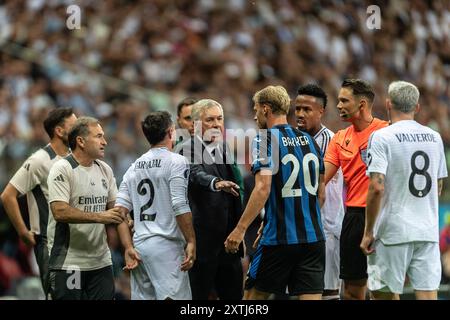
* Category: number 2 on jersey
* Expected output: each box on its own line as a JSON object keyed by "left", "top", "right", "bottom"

{"left": 281, "top": 153, "right": 319, "bottom": 198}
{"left": 137, "top": 179, "right": 156, "bottom": 221}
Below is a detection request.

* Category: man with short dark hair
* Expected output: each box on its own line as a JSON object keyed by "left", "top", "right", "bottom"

{"left": 295, "top": 84, "right": 344, "bottom": 300}
{"left": 115, "top": 111, "right": 196, "bottom": 300}
{"left": 1, "top": 107, "right": 77, "bottom": 297}
{"left": 176, "top": 97, "right": 197, "bottom": 144}
{"left": 324, "top": 79, "right": 388, "bottom": 299}
{"left": 47, "top": 116, "right": 124, "bottom": 300}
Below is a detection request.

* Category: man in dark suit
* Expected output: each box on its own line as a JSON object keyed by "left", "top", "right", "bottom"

{"left": 175, "top": 98, "right": 244, "bottom": 300}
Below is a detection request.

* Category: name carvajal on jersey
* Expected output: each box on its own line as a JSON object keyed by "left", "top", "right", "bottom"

{"left": 134, "top": 159, "right": 162, "bottom": 169}
{"left": 395, "top": 133, "right": 437, "bottom": 143}
{"left": 79, "top": 195, "right": 108, "bottom": 212}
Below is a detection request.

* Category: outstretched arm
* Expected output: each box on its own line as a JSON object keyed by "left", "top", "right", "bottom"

{"left": 224, "top": 170, "right": 271, "bottom": 253}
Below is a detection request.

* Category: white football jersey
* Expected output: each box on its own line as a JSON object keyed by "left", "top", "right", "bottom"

{"left": 47, "top": 155, "right": 117, "bottom": 271}
{"left": 116, "top": 147, "right": 191, "bottom": 246}
{"left": 315, "top": 126, "right": 345, "bottom": 237}
{"left": 367, "top": 120, "right": 448, "bottom": 244}
{"left": 9, "top": 144, "right": 62, "bottom": 236}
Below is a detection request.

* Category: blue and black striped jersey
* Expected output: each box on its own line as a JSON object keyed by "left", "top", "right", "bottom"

{"left": 252, "top": 124, "right": 325, "bottom": 245}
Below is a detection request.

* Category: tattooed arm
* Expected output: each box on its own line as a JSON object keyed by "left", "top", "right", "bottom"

{"left": 360, "top": 172, "right": 385, "bottom": 255}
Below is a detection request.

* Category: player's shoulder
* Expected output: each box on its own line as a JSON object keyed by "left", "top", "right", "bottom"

{"left": 368, "top": 125, "right": 392, "bottom": 143}
{"left": 371, "top": 122, "right": 393, "bottom": 135}
{"left": 290, "top": 125, "right": 305, "bottom": 136}
{"left": 165, "top": 150, "right": 189, "bottom": 178}
{"left": 332, "top": 125, "right": 352, "bottom": 142}
{"left": 93, "top": 158, "right": 114, "bottom": 173}
{"left": 168, "top": 150, "right": 189, "bottom": 166}
{"left": 27, "top": 145, "right": 53, "bottom": 164}
{"left": 49, "top": 156, "right": 72, "bottom": 175}
{"left": 317, "top": 125, "right": 334, "bottom": 139}
{"left": 416, "top": 122, "right": 442, "bottom": 137}
{"left": 373, "top": 118, "right": 389, "bottom": 129}
{"left": 418, "top": 123, "right": 445, "bottom": 145}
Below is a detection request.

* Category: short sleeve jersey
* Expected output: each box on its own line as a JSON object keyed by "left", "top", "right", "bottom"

{"left": 324, "top": 118, "right": 388, "bottom": 207}
{"left": 9, "top": 144, "right": 61, "bottom": 236}
{"left": 367, "top": 120, "right": 448, "bottom": 244}
{"left": 47, "top": 154, "right": 117, "bottom": 271}
{"left": 252, "top": 124, "right": 325, "bottom": 245}
{"left": 116, "top": 148, "right": 191, "bottom": 246}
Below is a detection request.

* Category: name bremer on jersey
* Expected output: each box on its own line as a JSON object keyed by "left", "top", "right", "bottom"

{"left": 79, "top": 195, "right": 108, "bottom": 212}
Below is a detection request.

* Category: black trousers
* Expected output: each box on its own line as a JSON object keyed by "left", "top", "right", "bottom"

{"left": 189, "top": 250, "right": 243, "bottom": 300}
{"left": 49, "top": 265, "right": 114, "bottom": 300}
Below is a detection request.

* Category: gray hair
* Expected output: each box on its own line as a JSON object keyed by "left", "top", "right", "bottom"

{"left": 388, "top": 81, "right": 420, "bottom": 113}
{"left": 68, "top": 116, "right": 100, "bottom": 150}
{"left": 191, "top": 99, "right": 224, "bottom": 121}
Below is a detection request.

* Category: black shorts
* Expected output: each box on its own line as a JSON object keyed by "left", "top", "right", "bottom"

{"left": 49, "top": 266, "right": 114, "bottom": 300}
{"left": 245, "top": 242, "right": 325, "bottom": 295}
{"left": 340, "top": 207, "right": 368, "bottom": 280}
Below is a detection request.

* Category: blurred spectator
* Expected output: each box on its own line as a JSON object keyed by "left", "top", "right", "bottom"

{"left": 440, "top": 224, "right": 450, "bottom": 283}
{"left": 0, "top": 0, "right": 449, "bottom": 298}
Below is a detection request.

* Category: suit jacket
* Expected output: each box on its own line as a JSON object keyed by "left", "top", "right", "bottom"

{"left": 175, "top": 136, "right": 244, "bottom": 261}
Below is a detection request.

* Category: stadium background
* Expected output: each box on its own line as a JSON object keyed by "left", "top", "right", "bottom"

{"left": 0, "top": 0, "right": 449, "bottom": 299}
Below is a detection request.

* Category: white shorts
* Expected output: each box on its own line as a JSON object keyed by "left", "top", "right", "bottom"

{"left": 131, "top": 237, "right": 191, "bottom": 300}
{"left": 324, "top": 232, "right": 341, "bottom": 291}
{"left": 368, "top": 240, "right": 441, "bottom": 294}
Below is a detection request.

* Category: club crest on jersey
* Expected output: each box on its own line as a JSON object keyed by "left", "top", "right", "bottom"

{"left": 101, "top": 178, "right": 108, "bottom": 190}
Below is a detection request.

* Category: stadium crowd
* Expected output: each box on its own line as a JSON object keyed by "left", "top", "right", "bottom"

{"left": 0, "top": 0, "right": 449, "bottom": 299}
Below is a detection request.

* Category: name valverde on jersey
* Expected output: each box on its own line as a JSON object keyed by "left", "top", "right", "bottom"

{"left": 367, "top": 120, "right": 448, "bottom": 245}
